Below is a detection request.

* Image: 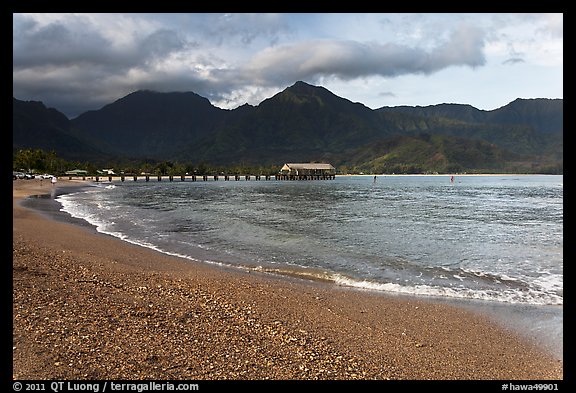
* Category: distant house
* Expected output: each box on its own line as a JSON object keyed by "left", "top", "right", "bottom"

{"left": 97, "top": 168, "right": 116, "bottom": 175}
{"left": 280, "top": 163, "right": 336, "bottom": 176}
{"left": 65, "top": 169, "right": 88, "bottom": 176}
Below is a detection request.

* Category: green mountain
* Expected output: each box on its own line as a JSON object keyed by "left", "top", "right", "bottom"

{"left": 376, "top": 98, "right": 563, "bottom": 157}
{"left": 69, "top": 90, "right": 229, "bottom": 159}
{"left": 377, "top": 98, "right": 562, "bottom": 134}
{"left": 346, "top": 133, "right": 533, "bottom": 174}
{"left": 179, "top": 81, "right": 388, "bottom": 165}
{"left": 12, "top": 98, "right": 106, "bottom": 161}
{"left": 13, "top": 82, "right": 563, "bottom": 173}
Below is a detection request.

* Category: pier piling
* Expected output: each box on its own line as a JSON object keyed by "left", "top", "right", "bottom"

{"left": 82, "top": 173, "right": 336, "bottom": 183}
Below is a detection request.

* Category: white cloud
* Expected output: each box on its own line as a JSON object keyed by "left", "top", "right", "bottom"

{"left": 12, "top": 13, "right": 562, "bottom": 117}
{"left": 242, "top": 23, "right": 485, "bottom": 86}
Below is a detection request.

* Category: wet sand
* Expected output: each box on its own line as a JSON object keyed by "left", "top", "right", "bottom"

{"left": 12, "top": 179, "right": 563, "bottom": 380}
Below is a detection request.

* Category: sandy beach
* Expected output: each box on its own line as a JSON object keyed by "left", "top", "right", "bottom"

{"left": 12, "top": 179, "right": 563, "bottom": 380}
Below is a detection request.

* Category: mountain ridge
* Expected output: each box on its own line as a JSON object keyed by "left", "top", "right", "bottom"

{"left": 13, "top": 81, "right": 563, "bottom": 173}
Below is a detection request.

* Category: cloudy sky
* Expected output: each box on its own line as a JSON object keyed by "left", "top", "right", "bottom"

{"left": 13, "top": 13, "right": 563, "bottom": 119}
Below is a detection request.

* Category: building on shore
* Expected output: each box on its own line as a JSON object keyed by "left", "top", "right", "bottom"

{"left": 64, "top": 169, "right": 88, "bottom": 176}
{"left": 279, "top": 163, "right": 336, "bottom": 179}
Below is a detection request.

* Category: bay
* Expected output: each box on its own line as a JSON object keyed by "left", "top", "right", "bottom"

{"left": 54, "top": 174, "right": 563, "bottom": 359}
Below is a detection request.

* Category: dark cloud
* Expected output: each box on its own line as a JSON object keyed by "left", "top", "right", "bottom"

{"left": 13, "top": 19, "right": 114, "bottom": 68}
{"left": 12, "top": 14, "right": 198, "bottom": 117}
{"left": 13, "top": 15, "right": 188, "bottom": 70}
{"left": 239, "top": 24, "right": 486, "bottom": 87}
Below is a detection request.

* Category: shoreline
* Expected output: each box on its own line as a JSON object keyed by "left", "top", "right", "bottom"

{"left": 13, "top": 179, "right": 563, "bottom": 380}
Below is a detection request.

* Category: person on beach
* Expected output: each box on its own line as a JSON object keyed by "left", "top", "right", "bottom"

{"left": 51, "top": 176, "right": 57, "bottom": 186}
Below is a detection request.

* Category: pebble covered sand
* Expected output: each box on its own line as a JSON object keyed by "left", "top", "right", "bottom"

{"left": 13, "top": 180, "right": 563, "bottom": 380}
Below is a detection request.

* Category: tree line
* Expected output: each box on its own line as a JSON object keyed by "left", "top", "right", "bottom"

{"left": 13, "top": 148, "right": 562, "bottom": 176}
{"left": 12, "top": 148, "right": 283, "bottom": 176}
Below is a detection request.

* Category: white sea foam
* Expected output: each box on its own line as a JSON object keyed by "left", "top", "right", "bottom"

{"left": 330, "top": 273, "right": 563, "bottom": 305}
{"left": 57, "top": 193, "right": 117, "bottom": 235}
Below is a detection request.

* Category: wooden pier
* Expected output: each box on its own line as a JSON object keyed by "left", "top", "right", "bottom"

{"left": 68, "top": 163, "right": 337, "bottom": 183}
{"left": 69, "top": 174, "right": 336, "bottom": 182}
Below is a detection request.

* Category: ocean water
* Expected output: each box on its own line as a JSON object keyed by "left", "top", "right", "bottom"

{"left": 52, "top": 174, "right": 563, "bottom": 358}
{"left": 56, "top": 175, "right": 563, "bottom": 306}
